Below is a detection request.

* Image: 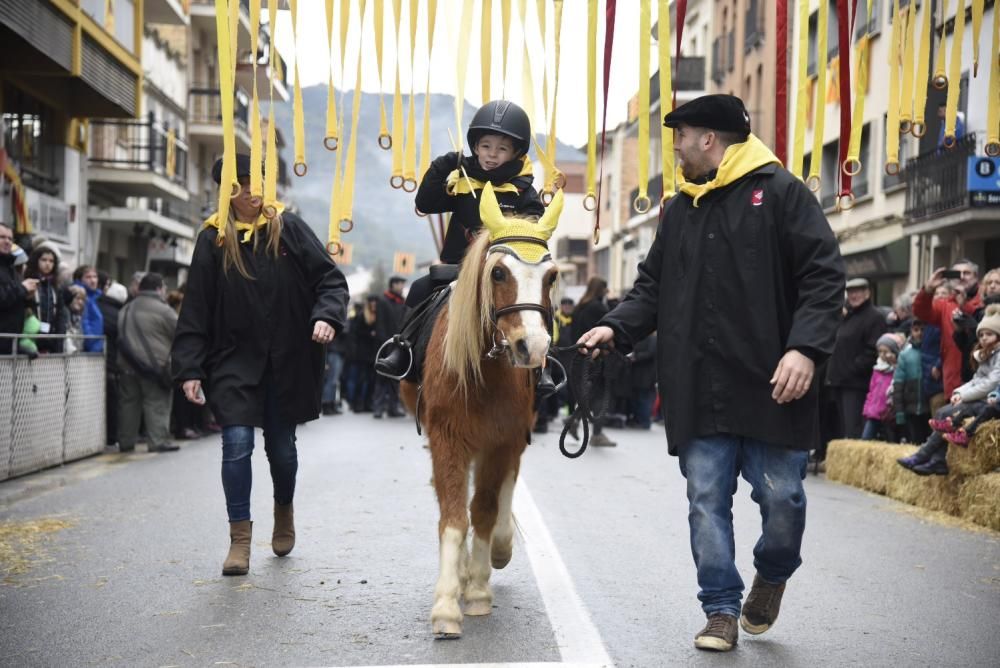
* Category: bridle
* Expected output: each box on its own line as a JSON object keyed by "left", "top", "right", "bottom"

{"left": 485, "top": 236, "right": 556, "bottom": 360}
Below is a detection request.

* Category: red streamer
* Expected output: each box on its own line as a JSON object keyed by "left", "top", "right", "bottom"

{"left": 836, "top": 0, "right": 853, "bottom": 200}
{"left": 775, "top": 0, "right": 788, "bottom": 164}
{"left": 595, "top": 0, "right": 617, "bottom": 237}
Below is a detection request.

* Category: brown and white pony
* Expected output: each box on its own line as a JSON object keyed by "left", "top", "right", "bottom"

{"left": 400, "top": 184, "right": 563, "bottom": 638}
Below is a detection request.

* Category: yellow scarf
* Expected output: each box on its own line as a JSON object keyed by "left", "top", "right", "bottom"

{"left": 445, "top": 156, "right": 533, "bottom": 196}
{"left": 678, "top": 134, "right": 781, "bottom": 208}
{"left": 202, "top": 201, "right": 286, "bottom": 243}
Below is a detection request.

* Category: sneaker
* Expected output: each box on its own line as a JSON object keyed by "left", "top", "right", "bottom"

{"left": 912, "top": 459, "right": 949, "bottom": 476}
{"left": 694, "top": 614, "right": 738, "bottom": 651}
{"left": 897, "top": 454, "right": 927, "bottom": 470}
{"left": 943, "top": 429, "right": 969, "bottom": 446}
{"left": 740, "top": 574, "right": 786, "bottom": 635}
{"left": 589, "top": 432, "right": 617, "bottom": 447}
{"left": 928, "top": 417, "right": 954, "bottom": 433}
{"left": 151, "top": 443, "right": 180, "bottom": 452}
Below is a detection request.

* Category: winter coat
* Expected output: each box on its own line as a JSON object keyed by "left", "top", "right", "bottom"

{"left": 599, "top": 163, "right": 845, "bottom": 454}
{"left": 75, "top": 281, "right": 104, "bottom": 353}
{"left": 0, "top": 253, "right": 29, "bottom": 355}
{"left": 171, "top": 212, "right": 349, "bottom": 427}
{"left": 571, "top": 299, "right": 609, "bottom": 343}
{"left": 31, "top": 276, "right": 64, "bottom": 353}
{"left": 920, "top": 323, "right": 944, "bottom": 399}
{"left": 349, "top": 309, "right": 379, "bottom": 363}
{"left": 862, "top": 365, "right": 895, "bottom": 420}
{"left": 415, "top": 152, "right": 544, "bottom": 264}
{"left": 953, "top": 348, "right": 1000, "bottom": 403}
{"left": 630, "top": 333, "right": 658, "bottom": 390}
{"left": 893, "top": 344, "right": 925, "bottom": 418}
{"left": 97, "top": 294, "right": 123, "bottom": 369}
{"left": 825, "top": 300, "right": 887, "bottom": 389}
{"left": 952, "top": 294, "right": 1000, "bottom": 382}
{"left": 913, "top": 289, "right": 982, "bottom": 395}
{"left": 117, "top": 291, "right": 177, "bottom": 379}
{"left": 375, "top": 290, "right": 406, "bottom": 343}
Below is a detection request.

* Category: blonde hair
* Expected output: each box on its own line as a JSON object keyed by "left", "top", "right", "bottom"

{"left": 219, "top": 205, "right": 283, "bottom": 279}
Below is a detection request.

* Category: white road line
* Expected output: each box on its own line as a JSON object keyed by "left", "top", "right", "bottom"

{"left": 513, "top": 477, "right": 615, "bottom": 668}
{"left": 342, "top": 664, "right": 606, "bottom": 668}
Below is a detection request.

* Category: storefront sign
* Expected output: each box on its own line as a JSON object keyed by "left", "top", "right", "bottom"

{"left": 968, "top": 157, "right": 1000, "bottom": 207}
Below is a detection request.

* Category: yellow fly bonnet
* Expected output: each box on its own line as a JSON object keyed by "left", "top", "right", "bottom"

{"left": 479, "top": 182, "right": 563, "bottom": 264}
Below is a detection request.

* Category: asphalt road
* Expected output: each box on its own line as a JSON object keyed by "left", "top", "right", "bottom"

{"left": 1, "top": 411, "right": 997, "bottom": 667}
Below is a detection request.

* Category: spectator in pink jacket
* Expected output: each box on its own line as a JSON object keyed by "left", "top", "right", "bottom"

{"left": 861, "top": 334, "right": 903, "bottom": 441}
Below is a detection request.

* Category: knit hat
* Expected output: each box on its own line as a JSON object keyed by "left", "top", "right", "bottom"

{"left": 105, "top": 282, "right": 128, "bottom": 305}
{"left": 876, "top": 333, "right": 902, "bottom": 355}
{"left": 977, "top": 304, "right": 1000, "bottom": 336}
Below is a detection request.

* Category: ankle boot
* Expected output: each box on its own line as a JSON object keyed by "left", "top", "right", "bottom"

{"left": 272, "top": 503, "right": 295, "bottom": 556}
{"left": 222, "top": 520, "right": 252, "bottom": 576}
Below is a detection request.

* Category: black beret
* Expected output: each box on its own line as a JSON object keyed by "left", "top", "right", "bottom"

{"left": 211, "top": 153, "right": 259, "bottom": 185}
{"left": 663, "top": 94, "right": 751, "bottom": 136}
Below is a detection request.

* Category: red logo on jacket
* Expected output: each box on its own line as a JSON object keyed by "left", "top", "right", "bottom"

{"left": 751, "top": 189, "right": 764, "bottom": 206}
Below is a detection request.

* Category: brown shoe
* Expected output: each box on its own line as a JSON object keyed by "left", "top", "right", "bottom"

{"left": 272, "top": 502, "right": 295, "bottom": 557}
{"left": 694, "top": 614, "right": 738, "bottom": 651}
{"left": 222, "top": 520, "right": 252, "bottom": 576}
{"left": 740, "top": 574, "right": 786, "bottom": 635}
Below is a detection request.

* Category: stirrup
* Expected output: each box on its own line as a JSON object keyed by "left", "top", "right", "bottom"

{"left": 375, "top": 337, "right": 414, "bottom": 381}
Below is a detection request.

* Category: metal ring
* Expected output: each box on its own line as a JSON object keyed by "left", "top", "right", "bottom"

{"left": 390, "top": 175, "right": 405, "bottom": 189}
{"left": 402, "top": 178, "right": 418, "bottom": 193}
{"left": 942, "top": 134, "right": 957, "bottom": 149}
{"left": 541, "top": 190, "right": 555, "bottom": 205}
{"left": 632, "top": 195, "right": 652, "bottom": 214}
{"left": 899, "top": 119, "right": 912, "bottom": 135}
{"left": 326, "top": 240, "right": 343, "bottom": 256}
{"left": 911, "top": 122, "right": 926, "bottom": 138}
{"left": 986, "top": 142, "right": 1000, "bottom": 157}
{"left": 582, "top": 193, "right": 598, "bottom": 211}
{"left": 339, "top": 219, "right": 354, "bottom": 233}
{"left": 378, "top": 133, "right": 392, "bottom": 150}
{"left": 263, "top": 204, "right": 278, "bottom": 219}
{"left": 415, "top": 206, "right": 427, "bottom": 218}
{"left": 884, "top": 161, "right": 900, "bottom": 177}
{"left": 592, "top": 227, "right": 601, "bottom": 245}
{"left": 932, "top": 74, "right": 948, "bottom": 90}
{"left": 837, "top": 191, "right": 856, "bottom": 211}
{"left": 842, "top": 158, "right": 863, "bottom": 177}
{"left": 228, "top": 180, "right": 241, "bottom": 198}
{"left": 323, "top": 136, "right": 339, "bottom": 151}
{"left": 806, "top": 175, "right": 821, "bottom": 192}
{"left": 553, "top": 173, "right": 567, "bottom": 190}
{"left": 293, "top": 162, "right": 308, "bottom": 177}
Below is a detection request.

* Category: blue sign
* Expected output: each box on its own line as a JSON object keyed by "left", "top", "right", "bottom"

{"left": 968, "top": 157, "right": 1000, "bottom": 207}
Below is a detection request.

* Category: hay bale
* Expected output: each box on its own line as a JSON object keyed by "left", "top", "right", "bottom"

{"left": 885, "top": 465, "right": 964, "bottom": 515}
{"left": 957, "top": 473, "right": 1000, "bottom": 532}
{"left": 826, "top": 439, "right": 916, "bottom": 494}
{"left": 947, "top": 419, "right": 1000, "bottom": 476}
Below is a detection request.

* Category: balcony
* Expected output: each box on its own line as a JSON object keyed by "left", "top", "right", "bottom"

{"left": 904, "top": 133, "right": 981, "bottom": 221}
{"left": 236, "top": 26, "right": 289, "bottom": 101}
{"left": 89, "top": 114, "right": 190, "bottom": 201}
{"left": 188, "top": 0, "right": 253, "bottom": 56}
{"left": 145, "top": 0, "right": 189, "bottom": 26}
{"left": 744, "top": 0, "right": 765, "bottom": 53}
{"left": 187, "top": 85, "right": 252, "bottom": 151}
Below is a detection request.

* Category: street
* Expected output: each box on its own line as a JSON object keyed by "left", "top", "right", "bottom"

{"left": 1, "top": 411, "right": 998, "bottom": 667}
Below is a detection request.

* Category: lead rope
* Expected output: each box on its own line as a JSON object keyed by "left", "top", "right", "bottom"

{"left": 548, "top": 343, "right": 624, "bottom": 459}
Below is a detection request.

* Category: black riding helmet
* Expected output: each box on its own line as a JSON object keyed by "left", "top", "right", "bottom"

{"left": 467, "top": 100, "right": 531, "bottom": 157}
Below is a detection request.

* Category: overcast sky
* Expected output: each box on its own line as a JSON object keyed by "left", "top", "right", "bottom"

{"left": 272, "top": 1, "right": 661, "bottom": 148}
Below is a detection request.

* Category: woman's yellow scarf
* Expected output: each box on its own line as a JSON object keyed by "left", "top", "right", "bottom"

{"left": 202, "top": 202, "right": 286, "bottom": 243}
{"left": 678, "top": 134, "right": 781, "bottom": 207}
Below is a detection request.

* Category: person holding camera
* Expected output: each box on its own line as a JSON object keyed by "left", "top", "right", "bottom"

{"left": 116, "top": 272, "right": 179, "bottom": 453}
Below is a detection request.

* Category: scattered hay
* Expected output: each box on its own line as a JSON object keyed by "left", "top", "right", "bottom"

{"left": 948, "top": 420, "right": 1000, "bottom": 476}
{"left": 0, "top": 517, "right": 74, "bottom": 578}
{"left": 957, "top": 473, "right": 1000, "bottom": 532}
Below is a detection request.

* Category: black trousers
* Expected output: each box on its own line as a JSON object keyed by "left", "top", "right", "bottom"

{"left": 832, "top": 386, "right": 867, "bottom": 440}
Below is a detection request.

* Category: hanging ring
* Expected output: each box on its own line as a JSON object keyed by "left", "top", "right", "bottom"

{"left": 985, "top": 142, "right": 1000, "bottom": 157}
{"left": 911, "top": 122, "right": 926, "bottom": 138}
{"left": 263, "top": 204, "right": 278, "bottom": 219}
{"left": 632, "top": 195, "right": 652, "bottom": 214}
{"left": 592, "top": 227, "right": 601, "bottom": 245}
{"left": 837, "top": 192, "right": 856, "bottom": 211}
{"left": 323, "top": 136, "right": 339, "bottom": 151}
{"left": 842, "top": 158, "right": 863, "bottom": 177}
{"left": 884, "top": 161, "right": 900, "bottom": 176}
{"left": 932, "top": 74, "right": 948, "bottom": 90}
{"left": 378, "top": 133, "right": 393, "bottom": 150}
{"left": 553, "top": 172, "right": 567, "bottom": 190}
{"left": 899, "top": 119, "right": 912, "bottom": 135}
{"left": 294, "top": 162, "right": 308, "bottom": 177}
{"left": 402, "top": 178, "right": 418, "bottom": 193}
{"left": 228, "top": 180, "right": 241, "bottom": 199}
{"left": 942, "top": 134, "right": 957, "bottom": 149}
{"left": 806, "top": 175, "right": 821, "bottom": 192}
{"left": 541, "top": 190, "right": 555, "bottom": 205}
{"left": 326, "top": 241, "right": 343, "bottom": 257}
{"left": 582, "top": 193, "right": 598, "bottom": 211}
{"left": 415, "top": 206, "right": 427, "bottom": 218}
{"left": 339, "top": 219, "right": 354, "bottom": 233}
{"left": 390, "top": 175, "right": 405, "bottom": 189}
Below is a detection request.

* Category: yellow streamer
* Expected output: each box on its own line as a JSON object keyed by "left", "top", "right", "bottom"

{"left": 402, "top": 0, "right": 419, "bottom": 190}
{"left": 913, "top": 0, "right": 933, "bottom": 136}
{"left": 324, "top": 0, "right": 339, "bottom": 151}
{"left": 419, "top": 0, "right": 437, "bottom": 180}
{"left": 289, "top": 0, "right": 306, "bottom": 175}
{"left": 340, "top": 0, "right": 351, "bottom": 79}
{"left": 899, "top": 4, "right": 916, "bottom": 129}
{"left": 971, "top": 0, "right": 984, "bottom": 77}
{"left": 249, "top": 0, "right": 264, "bottom": 198}
{"left": 844, "top": 0, "right": 874, "bottom": 177}
{"left": 165, "top": 129, "right": 176, "bottom": 179}
{"left": 584, "top": 0, "right": 597, "bottom": 210}
{"left": 986, "top": 3, "right": 1000, "bottom": 155}
{"left": 932, "top": 0, "right": 949, "bottom": 88}
{"left": 456, "top": 0, "right": 475, "bottom": 150}
{"left": 545, "top": 0, "right": 565, "bottom": 199}
{"left": 482, "top": 0, "right": 493, "bottom": 103}
{"left": 658, "top": 0, "right": 674, "bottom": 201}
{"left": 944, "top": 0, "right": 967, "bottom": 146}
{"left": 518, "top": 0, "right": 536, "bottom": 128}
{"left": 264, "top": 0, "right": 278, "bottom": 215}
{"left": 391, "top": 0, "right": 404, "bottom": 186}
{"left": 807, "top": 0, "right": 829, "bottom": 190}
{"left": 885, "top": 0, "right": 902, "bottom": 174}
{"left": 340, "top": 0, "right": 367, "bottom": 227}
{"left": 329, "top": 118, "right": 344, "bottom": 253}
{"left": 375, "top": 0, "right": 391, "bottom": 148}
{"left": 790, "top": 0, "right": 809, "bottom": 179}
{"left": 635, "top": 0, "right": 651, "bottom": 212}
{"left": 214, "top": 0, "right": 237, "bottom": 234}
{"left": 501, "top": 0, "right": 512, "bottom": 96}
{"left": 228, "top": 0, "right": 238, "bottom": 73}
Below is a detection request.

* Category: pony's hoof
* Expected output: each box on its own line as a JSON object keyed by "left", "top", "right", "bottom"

{"left": 432, "top": 619, "right": 463, "bottom": 638}
{"left": 464, "top": 598, "right": 493, "bottom": 616}
{"left": 491, "top": 548, "right": 512, "bottom": 569}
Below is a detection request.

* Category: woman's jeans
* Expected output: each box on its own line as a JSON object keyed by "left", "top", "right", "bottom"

{"left": 221, "top": 390, "right": 298, "bottom": 522}
{"left": 322, "top": 350, "right": 345, "bottom": 404}
{"left": 678, "top": 435, "right": 808, "bottom": 618}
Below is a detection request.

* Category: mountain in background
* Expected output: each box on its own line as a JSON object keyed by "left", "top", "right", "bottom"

{"left": 268, "top": 87, "right": 584, "bottom": 271}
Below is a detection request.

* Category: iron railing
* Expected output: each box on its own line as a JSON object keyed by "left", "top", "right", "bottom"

{"left": 904, "top": 132, "right": 978, "bottom": 221}
{"left": 89, "top": 113, "right": 188, "bottom": 187}
{"left": 188, "top": 86, "right": 250, "bottom": 130}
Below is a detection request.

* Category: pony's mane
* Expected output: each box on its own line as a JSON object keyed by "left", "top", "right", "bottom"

{"left": 442, "top": 231, "right": 503, "bottom": 395}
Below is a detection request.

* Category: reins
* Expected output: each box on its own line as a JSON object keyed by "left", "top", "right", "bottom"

{"left": 547, "top": 343, "right": 626, "bottom": 459}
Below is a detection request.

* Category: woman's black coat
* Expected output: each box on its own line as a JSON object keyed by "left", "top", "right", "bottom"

{"left": 171, "top": 213, "right": 349, "bottom": 427}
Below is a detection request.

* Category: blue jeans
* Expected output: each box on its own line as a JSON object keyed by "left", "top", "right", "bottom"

{"left": 630, "top": 388, "right": 656, "bottom": 429}
{"left": 221, "top": 389, "right": 298, "bottom": 522}
{"left": 861, "top": 418, "right": 881, "bottom": 441}
{"left": 678, "top": 435, "right": 809, "bottom": 618}
{"left": 322, "top": 350, "right": 345, "bottom": 404}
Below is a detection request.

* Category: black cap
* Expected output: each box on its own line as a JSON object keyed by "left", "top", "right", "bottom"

{"left": 211, "top": 154, "right": 259, "bottom": 185}
{"left": 389, "top": 275, "right": 407, "bottom": 285}
{"left": 663, "top": 94, "right": 751, "bottom": 137}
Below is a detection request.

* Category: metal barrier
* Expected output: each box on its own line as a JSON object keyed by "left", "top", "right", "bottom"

{"left": 1, "top": 334, "right": 106, "bottom": 482}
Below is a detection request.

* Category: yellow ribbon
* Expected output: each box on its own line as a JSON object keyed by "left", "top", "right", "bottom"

{"left": 482, "top": 0, "right": 493, "bottom": 103}
{"left": 886, "top": 0, "right": 903, "bottom": 174}
{"left": 635, "top": 0, "right": 651, "bottom": 211}
{"left": 971, "top": 0, "right": 984, "bottom": 77}
{"left": 456, "top": 0, "right": 474, "bottom": 151}
{"left": 419, "top": 0, "right": 438, "bottom": 181}
{"left": 584, "top": 0, "right": 597, "bottom": 209}
{"left": 845, "top": 0, "right": 874, "bottom": 176}
{"left": 324, "top": 0, "right": 339, "bottom": 151}
{"left": 986, "top": 3, "right": 1000, "bottom": 155}
{"left": 899, "top": 3, "right": 916, "bottom": 129}
{"left": 446, "top": 156, "right": 533, "bottom": 195}
{"left": 390, "top": 0, "right": 404, "bottom": 186}
{"left": 341, "top": 0, "right": 367, "bottom": 226}
{"left": 932, "top": 0, "right": 949, "bottom": 88}
{"left": 375, "top": 0, "right": 390, "bottom": 149}
{"left": 807, "top": 0, "right": 828, "bottom": 190}
{"left": 944, "top": 0, "right": 967, "bottom": 146}
{"left": 264, "top": 0, "right": 279, "bottom": 215}
{"left": 165, "top": 129, "right": 176, "bottom": 179}
{"left": 658, "top": 0, "right": 675, "bottom": 201}
{"left": 329, "top": 120, "right": 344, "bottom": 253}
{"left": 546, "top": 0, "right": 564, "bottom": 199}
{"left": 214, "top": 0, "right": 238, "bottom": 236}
{"left": 913, "top": 0, "right": 933, "bottom": 136}
{"left": 501, "top": 0, "right": 512, "bottom": 96}
{"left": 790, "top": 0, "right": 809, "bottom": 179}
{"left": 340, "top": 0, "right": 350, "bottom": 76}
{"left": 402, "top": 0, "right": 419, "bottom": 189}
{"left": 249, "top": 0, "right": 264, "bottom": 197}
{"left": 290, "top": 0, "right": 306, "bottom": 175}
{"left": 518, "top": 0, "right": 536, "bottom": 129}
{"left": 203, "top": 202, "right": 286, "bottom": 243}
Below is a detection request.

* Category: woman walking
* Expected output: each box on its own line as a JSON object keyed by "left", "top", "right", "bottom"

{"left": 172, "top": 155, "right": 349, "bottom": 576}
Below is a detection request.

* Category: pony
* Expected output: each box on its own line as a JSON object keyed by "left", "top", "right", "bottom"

{"left": 400, "top": 183, "right": 563, "bottom": 638}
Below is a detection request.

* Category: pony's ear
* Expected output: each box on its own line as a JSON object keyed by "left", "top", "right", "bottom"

{"left": 479, "top": 182, "right": 507, "bottom": 239}
{"left": 537, "top": 188, "right": 564, "bottom": 238}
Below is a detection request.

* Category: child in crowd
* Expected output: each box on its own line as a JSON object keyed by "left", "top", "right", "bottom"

{"left": 861, "top": 333, "right": 902, "bottom": 441}
{"left": 893, "top": 320, "right": 931, "bottom": 444}
{"left": 899, "top": 305, "right": 1000, "bottom": 474}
